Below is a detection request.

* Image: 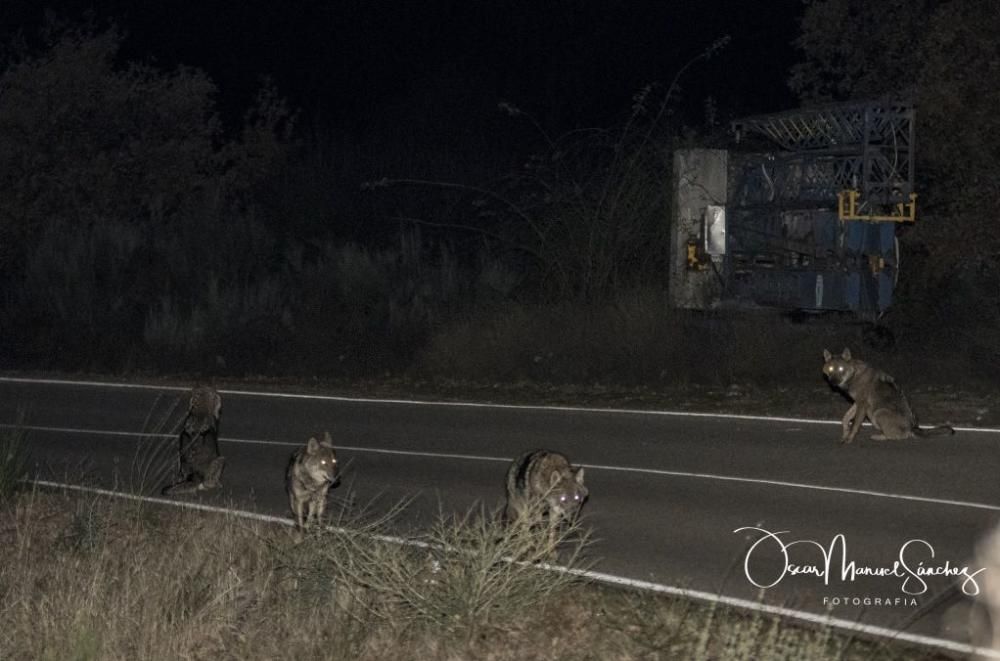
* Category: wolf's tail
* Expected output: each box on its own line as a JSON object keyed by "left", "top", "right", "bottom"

{"left": 161, "top": 480, "right": 201, "bottom": 496}
{"left": 912, "top": 424, "right": 955, "bottom": 437}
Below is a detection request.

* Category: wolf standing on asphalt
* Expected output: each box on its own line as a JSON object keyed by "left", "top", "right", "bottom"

{"left": 822, "top": 348, "right": 954, "bottom": 444}
{"left": 286, "top": 432, "right": 340, "bottom": 533}
{"left": 162, "top": 386, "right": 225, "bottom": 495}
{"left": 505, "top": 449, "right": 588, "bottom": 550}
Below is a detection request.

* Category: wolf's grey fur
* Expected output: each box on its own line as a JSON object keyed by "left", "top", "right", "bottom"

{"left": 822, "top": 348, "right": 954, "bottom": 444}
{"left": 162, "top": 386, "right": 224, "bottom": 495}
{"left": 505, "top": 449, "right": 587, "bottom": 550}
{"left": 286, "top": 431, "right": 340, "bottom": 533}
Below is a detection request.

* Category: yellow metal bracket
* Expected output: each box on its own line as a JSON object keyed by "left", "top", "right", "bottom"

{"left": 837, "top": 189, "right": 917, "bottom": 223}
{"left": 686, "top": 240, "right": 708, "bottom": 271}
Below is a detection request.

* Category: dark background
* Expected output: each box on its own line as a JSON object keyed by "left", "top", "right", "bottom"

{"left": 1, "top": 0, "right": 801, "bottom": 136}
{"left": 2, "top": 0, "right": 997, "bottom": 388}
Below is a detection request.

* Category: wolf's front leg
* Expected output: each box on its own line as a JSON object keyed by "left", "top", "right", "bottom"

{"left": 845, "top": 404, "right": 866, "bottom": 444}
{"left": 313, "top": 492, "right": 327, "bottom": 528}
{"left": 544, "top": 517, "right": 561, "bottom": 560}
{"left": 292, "top": 497, "right": 306, "bottom": 531}
{"left": 840, "top": 403, "right": 857, "bottom": 443}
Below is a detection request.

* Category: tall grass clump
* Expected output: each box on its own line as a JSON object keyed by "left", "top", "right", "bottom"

{"left": 1, "top": 492, "right": 364, "bottom": 660}
{"left": 298, "top": 503, "right": 590, "bottom": 637}
{"left": 0, "top": 490, "right": 953, "bottom": 660}
{"left": 600, "top": 589, "right": 920, "bottom": 661}
{"left": 0, "top": 423, "right": 28, "bottom": 501}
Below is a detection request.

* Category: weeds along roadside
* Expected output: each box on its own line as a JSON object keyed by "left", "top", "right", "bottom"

{"left": 0, "top": 483, "right": 958, "bottom": 661}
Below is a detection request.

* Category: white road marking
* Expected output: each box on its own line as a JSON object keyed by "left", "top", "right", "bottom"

{"left": 1, "top": 375, "right": 992, "bottom": 432}
{"left": 25, "top": 478, "right": 1000, "bottom": 661}
{"left": 586, "top": 463, "right": 1000, "bottom": 512}
{"left": 8, "top": 422, "right": 1000, "bottom": 512}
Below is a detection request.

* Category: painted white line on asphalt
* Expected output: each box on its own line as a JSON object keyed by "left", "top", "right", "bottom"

{"left": 26, "top": 479, "right": 1000, "bottom": 661}
{"left": 584, "top": 463, "right": 1000, "bottom": 512}
{"left": 3, "top": 424, "right": 176, "bottom": 439}
{"left": 2, "top": 376, "right": 992, "bottom": 433}
{"left": 9, "top": 422, "right": 1000, "bottom": 512}
{"left": 27, "top": 479, "right": 431, "bottom": 549}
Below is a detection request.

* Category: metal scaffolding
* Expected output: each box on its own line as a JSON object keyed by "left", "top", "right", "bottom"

{"left": 731, "top": 99, "right": 915, "bottom": 208}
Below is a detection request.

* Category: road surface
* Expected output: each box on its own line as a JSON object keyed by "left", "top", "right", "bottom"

{"left": 2, "top": 376, "right": 998, "bottom": 654}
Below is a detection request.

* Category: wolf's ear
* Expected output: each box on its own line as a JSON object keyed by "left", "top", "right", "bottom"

{"left": 842, "top": 348, "right": 852, "bottom": 360}
{"left": 574, "top": 467, "right": 585, "bottom": 485}
{"left": 822, "top": 349, "right": 832, "bottom": 361}
{"left": 306, "top": 437, "right": 320, "bottom": 454}
{"left": 320, "top": 431, "right": 334, "bottom": 448}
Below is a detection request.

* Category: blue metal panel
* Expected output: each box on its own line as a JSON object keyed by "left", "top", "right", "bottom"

{"left": 845, "top": 272, "right": 861, "bottom": 311}
{"left": 878, "top": 272, "right": 893, "bottom": 311}
{"left": 843, "top": 221, "right": 864, "bottom": 255}
{"left": 879, "top": 222, "right": 896, "bottom": 259}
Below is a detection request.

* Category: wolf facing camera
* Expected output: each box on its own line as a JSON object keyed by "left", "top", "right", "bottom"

{"left": 286, "top": 431, "right": 340, "bottom": 533}
{"left": 822, "top": 348, "right": 954, "bottom": 444}
{"left": 505, "top": 449, "right": 588, "bottom": 551}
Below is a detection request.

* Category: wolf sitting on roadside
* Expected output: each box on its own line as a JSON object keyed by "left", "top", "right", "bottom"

{"left": 286, "top": 432, "right": 340, "bottom": 533}
{"left": 162, "top": 386, "right": 225, "bottom": 495}
{"left": 505, "top": 449, "right": 588, "bottom": 552}
{"left": 822, "top": 348, "right": 954, "bottom": 444}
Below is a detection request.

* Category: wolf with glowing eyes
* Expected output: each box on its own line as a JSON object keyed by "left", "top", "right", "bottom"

{"left": 505, "top": 449, "right": 588, "bottom": 551}
{"left": 822, "top": 348, "right": 953, "bottom": 444}
{"left": 286, "top": 432, "right": 340, "bottom": 533}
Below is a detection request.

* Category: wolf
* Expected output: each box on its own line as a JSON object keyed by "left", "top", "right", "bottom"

{"left": 972, "top": 522, "right": 1000, "bottom": 659}
{"left": 822, "top": 348, "right": 954, "bottom": 444}
{"left": 505, "top": 449, "right": 588, "bottom": 551}
{"left": 162, "top": 386, "right": 225, "bottom": 495}
{"left": 286, "top": 432, "right": 340, "bottom": 533}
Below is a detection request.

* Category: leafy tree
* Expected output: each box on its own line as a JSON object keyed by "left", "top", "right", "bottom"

{"left": 790, "top": 0, "right": 1000, "bottom": 271}
{"left": 0, "top": 21, "right": 292, "bottom": 366}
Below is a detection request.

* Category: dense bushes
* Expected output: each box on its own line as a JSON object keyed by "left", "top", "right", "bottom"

{"left": 0, "top": 23, "right": 294, "bottom": 370}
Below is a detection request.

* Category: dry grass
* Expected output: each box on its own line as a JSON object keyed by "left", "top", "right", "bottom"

{"left": 0, "top": 489, "right": 955, "bottom": 661}
{"left": 0, "top": 420, "right": 28, "bottom": 501}
{"left": 418, "top": 293, "right": 863, "bottom": 387}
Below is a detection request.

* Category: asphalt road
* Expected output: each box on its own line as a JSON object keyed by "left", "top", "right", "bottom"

{"left": 2, "top": 377, "right": 998, "bottom": 653}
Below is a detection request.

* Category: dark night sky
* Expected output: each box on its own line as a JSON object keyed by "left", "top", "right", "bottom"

{"left": 1, "top": 0, "right": 803, "bottom": 135}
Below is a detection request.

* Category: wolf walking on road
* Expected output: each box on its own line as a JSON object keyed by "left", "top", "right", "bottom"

{"left": 822, "top": 348, "right": 954, "bottom": 444}
{"left": 286, "top": 431, "right": 340, "bottom": 534}
{"left": 505, "top": 449, "right": 588, "bottom": 553}
{"left": 162, "top": 386, "right": 225, "bottom": 495}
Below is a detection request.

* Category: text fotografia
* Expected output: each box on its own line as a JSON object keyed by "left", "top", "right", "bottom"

{"left": 734, "top": 527, "right": 985, "bottom": 596}
{"left": 822, "top": 596, "right": 918, "bottom": 608}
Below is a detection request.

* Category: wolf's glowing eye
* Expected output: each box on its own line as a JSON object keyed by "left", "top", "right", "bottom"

{"left": 837, "top": 366, "right": 844, "bottom": 372}
{"left": 320, "top": 460, "right": 326, "bottom": 465}
{"left": 574, "top": 494, "right": 580, "bottom": 501}
{"left": 559, "top": 495, "right": 567, "bottom": 502}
